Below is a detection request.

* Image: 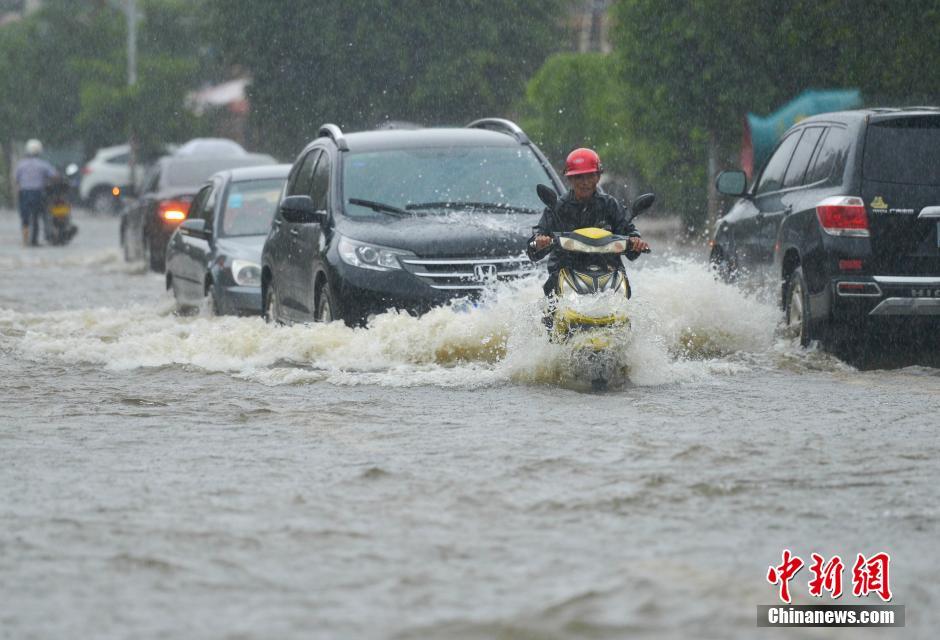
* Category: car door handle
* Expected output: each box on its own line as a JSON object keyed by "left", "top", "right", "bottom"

{"left": 289, "top": 228, "right": 300, "bottom": 237}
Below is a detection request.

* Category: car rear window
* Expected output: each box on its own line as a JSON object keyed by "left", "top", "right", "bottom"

{"left": 165, "top": 156, "right": 275, "bottom": 188}
{"left": 863, "top": 116, "right": 940, "bottom": 186}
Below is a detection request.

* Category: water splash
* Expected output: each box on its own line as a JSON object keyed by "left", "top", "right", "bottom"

{"left": 1, "top": 258, "right": 795, "bottom": 389}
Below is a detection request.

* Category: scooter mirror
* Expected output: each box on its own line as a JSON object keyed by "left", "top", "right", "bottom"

{"left": 536, "top": 183, "right": 558, "bottom": 208}
{"left": 630, "top": 193, "right": 656, "bottom": 219}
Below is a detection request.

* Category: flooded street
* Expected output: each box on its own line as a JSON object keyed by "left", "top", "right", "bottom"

{"left": 1, "top": 209, "right": 937, "bottom": 639}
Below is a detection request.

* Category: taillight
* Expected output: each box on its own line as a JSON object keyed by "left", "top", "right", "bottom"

{"left": 81, "top": 165, "right": 91, "bottom": 175}
{"left": 158, "top": 199, "right": 190, "bottom": 223}
{"left": 838, "top": 259, "right": 863, "bottom": 271}
{"left": 816, "top": 196, "right": 869, "bottom": 237}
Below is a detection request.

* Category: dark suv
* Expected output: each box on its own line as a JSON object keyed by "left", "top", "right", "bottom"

{"left": 261, "top": 119, "right": 565, "bottom": 325}
{"left": 712, "top": 107, "right": 940, "bottom": 348}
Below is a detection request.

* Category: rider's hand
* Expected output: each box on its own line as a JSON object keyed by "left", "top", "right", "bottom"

{"left": 532, "top": 234, "right": 552, "bottom": 251}
{"left": 629, "top": 237, "right": 650, "bottom": 253}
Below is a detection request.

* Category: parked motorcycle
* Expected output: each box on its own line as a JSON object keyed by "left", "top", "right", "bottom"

{"left": 535, "top": 184, "right": 654, "bottom": 389}
{"left": 45, "top": 175, "right": 79, "bottom": 245}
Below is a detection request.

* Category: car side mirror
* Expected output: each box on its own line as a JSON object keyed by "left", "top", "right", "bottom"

{"left": 716, "top": 170, "right": 748, "bottom": 197}
{"left": 630, "top": 193, "right": 656, "bottom": 219}
{"left": 536, "top": 183, "right": 558, "bottom": 208}
{"left": 180, "top": 218, "right": 210, "bottom": 239}
{"left": 280, "top": 195, "right": 328, "bottom": 224}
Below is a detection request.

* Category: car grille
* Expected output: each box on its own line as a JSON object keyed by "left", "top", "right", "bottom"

{"left": 399, "top": 255, "right": 539, "bottom": 290}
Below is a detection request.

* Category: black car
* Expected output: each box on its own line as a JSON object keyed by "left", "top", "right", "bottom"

{"left": 165, "top": 165, "right": 290, "bottom": 315}
{"left": 261, "top": 118, "right": 565, "bottom": 325}
{"left": 121, "top": 152, "right": 276, "bottom": 272}
{"left": 712, "top": 107, "right": 940, "bottom": 348}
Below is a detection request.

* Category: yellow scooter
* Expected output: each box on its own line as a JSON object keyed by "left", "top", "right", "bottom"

{"left": 536, "top": 185, "right": 654, "bottom": 389}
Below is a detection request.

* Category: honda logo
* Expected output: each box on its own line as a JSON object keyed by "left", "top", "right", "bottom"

{"left": 473, "top": 264, "right": 498, "bottom": 280}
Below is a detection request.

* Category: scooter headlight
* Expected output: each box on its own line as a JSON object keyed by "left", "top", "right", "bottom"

{"left": 338, "top": 235, "right": 413, "bottom": 271}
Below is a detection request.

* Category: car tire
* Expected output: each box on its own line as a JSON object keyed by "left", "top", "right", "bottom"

{"left": 709, "top": 245, "right": 736, "bottom": 283}
{"left": 145, "top": 234, "right": 164, "bottom": 272}
{"left": 264, "top": 282, "right": 281, "bottom": 324}
{"left": 91, "top": 189, "right": 115, "bottom": 215}
{"left": 785, "top": 267, "right": 819, "bottom": 347}
{"left": 202, "top": 284, "right": 220, "bottom": 317}
{"left": 315, "top": 280, "right": 339, "bottom": 323}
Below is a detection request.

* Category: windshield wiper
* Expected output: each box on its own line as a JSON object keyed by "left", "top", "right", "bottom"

{"left": 348, "top": 198, "right": 408, "bottom": 217}
{"left": 405, "top": 201, "right": 538, "bottom": 214}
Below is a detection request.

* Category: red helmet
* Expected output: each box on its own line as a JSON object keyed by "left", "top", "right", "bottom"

{"left": 564, "top": 148, "right": 602, "bottom": 176}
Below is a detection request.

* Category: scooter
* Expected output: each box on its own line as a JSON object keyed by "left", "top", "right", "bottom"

{"left": 535, "top": 184, "right": 654, "bottom": 389}
{"left": 45, "top": 175, "right": 79, "bottom": 246}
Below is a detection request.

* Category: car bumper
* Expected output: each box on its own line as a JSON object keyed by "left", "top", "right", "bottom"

{"left": 823, "top": 275, "right": 940, "bottom": 325}
{"left": 218, "top": 285, "right": 262, "bottom": 316}
{"left": 332, "top": 262, "right": 466, "bottom": 318}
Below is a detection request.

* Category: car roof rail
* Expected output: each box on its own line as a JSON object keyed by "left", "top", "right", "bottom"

{"left": 318, "top": 123, "right": 349, "bottom": 151}
{"left": 466, "top": 118, "right": 530, "bottom": 144}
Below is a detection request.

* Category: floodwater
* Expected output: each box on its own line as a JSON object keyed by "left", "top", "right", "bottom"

{"left": 1, "top": 210, "right": 937, "bottom": 639}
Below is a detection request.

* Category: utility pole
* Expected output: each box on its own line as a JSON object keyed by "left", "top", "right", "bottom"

{"left": 126, "top": 0, "right": 138, "bottom": 194}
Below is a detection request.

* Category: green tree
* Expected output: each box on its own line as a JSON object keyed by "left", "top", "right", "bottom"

{"left": 609, "top": 0, "right": 940, "bottom": 234}
{"left": 207, "top": 0, "right": 569, "bottom": 158}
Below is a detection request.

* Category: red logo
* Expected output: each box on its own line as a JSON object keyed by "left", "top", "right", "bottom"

{"left": 852, "top": 552, "right": 892, "bottom": 602}
{"left": 767, "top": 550, "right": 892, "bottom": 603}
{"left": 767, "top": 549, "right": 804, "bottom": 604}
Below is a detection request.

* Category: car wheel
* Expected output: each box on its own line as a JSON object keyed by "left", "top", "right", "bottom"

{"left": 202, "top": 284, "right": 220, "bottom": 317}
{"left": 145, "top": 235, "right": 164, "bottom": 272}
{"left": 785, "top": 267, "right": 818, "bottom": 347}
{"left": 710, "top": 245, "right": 736, "bottom": 283}
{"left": 315, "top": 281, "right": 337, "bottom": 323}
{"left": 92, "top": 189, "right": 115, "bottom": 215}
{"left": 264, "top": 282, "right": 281, "bottom": 324}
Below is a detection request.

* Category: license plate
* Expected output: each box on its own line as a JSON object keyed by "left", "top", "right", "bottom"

{"left": 50, "top": 205, "right": 70, "bottom": 217}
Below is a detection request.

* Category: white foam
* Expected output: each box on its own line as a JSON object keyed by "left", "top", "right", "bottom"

{"left": 1, "top": 258, "right": 791, "bottom": 389}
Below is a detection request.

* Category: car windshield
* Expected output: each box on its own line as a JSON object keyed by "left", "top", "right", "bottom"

{"left": 342, "top": 146, "right": 551, "bottom": 217}
{"left": 219, "top": 178, "right": 284, "bottom": 236}
{"left": 863, "top": 117, "right": 940, "bottom": 186}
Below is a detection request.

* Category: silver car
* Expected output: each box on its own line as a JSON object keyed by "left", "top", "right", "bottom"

{"left": 165, "top": 164, "right": 290, "bottom": 315}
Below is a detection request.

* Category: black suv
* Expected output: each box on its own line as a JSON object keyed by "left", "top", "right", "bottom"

{"left": 712, "top": 107, "right": 940, "bottom": 348}
{"left": 261, "top": 119, "right": 565, "bottom": 325}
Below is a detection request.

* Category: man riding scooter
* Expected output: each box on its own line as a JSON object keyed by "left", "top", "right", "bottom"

{"left": 527, "top": 147, "right": 650, "bottom": 295}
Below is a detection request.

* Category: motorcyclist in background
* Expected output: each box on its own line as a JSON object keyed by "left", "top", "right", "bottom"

{"left": 14, "top": 139, "right": 58, "bottom": 247}
{"left": 527, "top": 148, "right": 650, "bottom": 296}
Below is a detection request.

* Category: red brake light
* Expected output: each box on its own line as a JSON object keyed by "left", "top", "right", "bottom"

{"left": 816, "top": 196, "right": 869, "bottom": 237}
{"left": 158, "top": 199, "right": 190, "bottom": 223}
{"left": 838, "top": 259, "right": 863, "bottom": 271}
{"left": 81, "top": 165, "right": 91, "bottom": 175}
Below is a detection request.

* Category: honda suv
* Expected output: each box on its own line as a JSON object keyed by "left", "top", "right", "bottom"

{"left": 712, "top": 107, "right": 940, "bottom": 349}
{"left": 261, "top": 119, "right": 565, "bottom": 325}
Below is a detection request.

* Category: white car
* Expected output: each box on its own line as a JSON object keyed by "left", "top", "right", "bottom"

{"left": 79, "top": 144, "right": 150, "bottom": 213}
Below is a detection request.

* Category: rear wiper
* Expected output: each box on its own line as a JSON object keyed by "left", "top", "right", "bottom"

{"left": 348, "top": 198, "right": 408, "bottom": 217}
{"left": 405, "top": 201, "right": 538, "bottom": 214}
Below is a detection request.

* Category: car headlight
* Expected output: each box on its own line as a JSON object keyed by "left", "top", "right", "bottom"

{"left": 338, "top": 235, "right": 412, "bottom": 271}
{"left": 231, "top": 259, "right": 262, "bottom": 286}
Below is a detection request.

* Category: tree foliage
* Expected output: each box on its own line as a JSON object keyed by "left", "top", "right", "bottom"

{"left": 207, "top": 0, "right": 568, "bottom": 158}
{"left": 585, "top": 0, "right": 940, "bottom": 232}
{"left": 0, "top": 0, "right": 211, "bottom": 163}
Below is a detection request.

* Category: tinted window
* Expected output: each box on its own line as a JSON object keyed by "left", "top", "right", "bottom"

{"left": 783, "top": 127, "right": 824, "bottom": 188}
{"left": 805, "top": 127, "right": 849, "bottom": 184}
{"left": 863, "top": 117, "right": 940, "bottom": 186}
{"left": 220, "top": 178, "right": 285, "bottom": 236}
{"left": 310, "top": 153, "right": 331, "bottom": 210}
{"left": 288, "top": 150, "right": 319, "bottom": 196}
{"left": 342, "top": 146, "right": 552, "bottom": 217}
{"left": 756, "top": 132, "right": 801, "bottom": 195}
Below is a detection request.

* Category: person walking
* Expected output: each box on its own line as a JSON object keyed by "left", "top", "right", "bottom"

{"left": 15, "top": 139, "right": 58, "bottom": 247}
